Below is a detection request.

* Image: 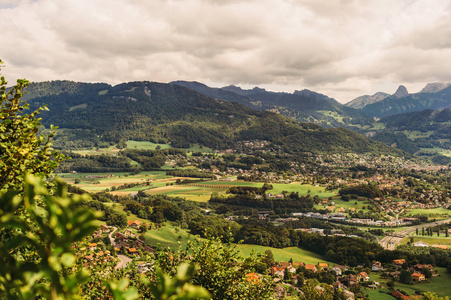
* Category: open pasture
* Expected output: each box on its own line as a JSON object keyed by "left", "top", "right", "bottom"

{"left": 60, "top": 173, "right": 339, "bottom": 201}
{"left": 405, "top": 207, "right": 451, "bottom": 218}
{"left": 58, "top": 171, "right": 171, "bottom": 193}
{"left": 145, "top": 185, "right": 221, "bottom": 202}
{"left": 144, "top": 224, "right": 333, "bottom": 264}
{"left": 370, "top": 267, "right": 451, "bottom": 298}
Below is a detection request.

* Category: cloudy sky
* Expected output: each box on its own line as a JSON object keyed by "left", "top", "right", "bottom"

{"left": 1, "top": 0, "right": 451, "bottom": 103}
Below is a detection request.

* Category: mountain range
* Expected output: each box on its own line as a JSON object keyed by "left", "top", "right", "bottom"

{"left": 170, "top": 81, "right": 451, "bottom": 164}
{"left": 23, "top": 80, "right": 400, "bottom": 156}
{"left": 19, "top": 79, "right": 451, "bottom": 164}
{"left": 349, "top": 83, "right": 451, "bottom": 118}
{"left": 172, "top": 81, "right": 368, "bottom": 128}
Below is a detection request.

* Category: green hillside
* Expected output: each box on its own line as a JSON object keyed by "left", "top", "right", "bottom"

{"left": 24, "top": 80, "right": 401, "bottom": 156}
{"left": 172, "top": 81, "right": 371, "bottom": 129}
{"left": 371, "top": 108, "right": 451, "bottom": 164}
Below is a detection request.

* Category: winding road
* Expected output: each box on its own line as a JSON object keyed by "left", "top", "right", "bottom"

{"left": 379, "top": 219, "right": 451, "bottom": 250}
{"left": 107, "top": 226, "right": 133, "bottom": 269}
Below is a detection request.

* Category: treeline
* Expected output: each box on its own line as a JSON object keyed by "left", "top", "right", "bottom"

{"left": 60, "top": 153, "right": 134, "bottom": 172}
{"left": 339, "top": 183, "right": 383, "bottom": 199}
{"left": 67, "top": 185, "right": 128, "bottom": 227}
{"left": 121, "top": 194, "right": 205, "bottom": 226}
{"left": 121, "top": 148, "right": 186, "bottom": 169}
{"left": 166, "top": 169, "right": 214, "bottom": 179}
{"left": 210, "top": 192, "right": 315, "bottom": 214}
{"left": 226, "top": 183, "right": 273, "bottom": 196}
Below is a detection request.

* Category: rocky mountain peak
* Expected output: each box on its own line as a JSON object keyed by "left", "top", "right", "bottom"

{"left": 393, "top": 85, "right": 408, "bottom": 98}
{"left": 419, "top": 82, "right": 451, "bottom": 93}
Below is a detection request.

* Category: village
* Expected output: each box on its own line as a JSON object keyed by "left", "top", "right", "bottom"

{"left": 76, "top": 219, "right": 447, "bottom": 300}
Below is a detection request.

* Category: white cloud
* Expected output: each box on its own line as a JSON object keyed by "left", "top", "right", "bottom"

{"left": 1, "top": 0, "right": 450, "bottom": 102}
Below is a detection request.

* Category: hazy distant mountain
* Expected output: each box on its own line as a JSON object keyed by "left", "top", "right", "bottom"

{"left": 345, "top": 92, "right": 390, "bottom": 109}
{"left": 172, "top": 81, "right": 367, "bottom": 128}
{"left": 361, "top": 84, "right": 451, "bottom": 117}
{"left": 419, "top": 82, "right": 451, "bottom": 93}
{"left": 293, "top": 89, "right": 339, "bottom": 103}
{"left": 23, "top": 80, "right": 400, "bottom": 155}
{"left": 392, "top": 85, "right": 409, "bottom": 98}
{"left": 221, "top": 85, "right": 267, "bottom": 96}
{"left": 169, "top": 81, "right": 257, "bottom": 108}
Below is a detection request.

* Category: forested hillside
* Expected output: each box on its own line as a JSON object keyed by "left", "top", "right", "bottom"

{"left": 172, "top": 81, "right": 370, "bottom": 128}
{"left": 25, "top": 80, "right": 400, "bottom": 156}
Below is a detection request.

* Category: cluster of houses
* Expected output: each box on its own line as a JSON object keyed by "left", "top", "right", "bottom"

{"left": 80, "top": 243, "right": 114, "bottom": 269}
{"left": 260, "top": 258, "right": 439, "bottom": 299}
{"left": 263, "top": 261, "right": 378, "bottom": 299}
{"left": 291, "top": 212, "right": 413, "bottom": 227}
{"left": 387, "top": 259, "right": 437, "bottom": 282}
{"left": 113, "top": 221, "right": 154, "bottom": 256}
{"left": 391, "top": 290, "right": 423, "bottom": 300}
{"left": 84, "top": 221, "right": 155, "bottom": 270}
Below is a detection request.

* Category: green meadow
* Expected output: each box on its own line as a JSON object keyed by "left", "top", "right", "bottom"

{"left": 402, "top": 236, "right": 451, "bottom": 246}
{"left": 405, "top": 207, "right": 451, "bottom": 218}
{"left": 370, "top": 268, "right": 451, "bottom": 298}
{"left": 144, "top": 224, "right": 333, "bottom": 265}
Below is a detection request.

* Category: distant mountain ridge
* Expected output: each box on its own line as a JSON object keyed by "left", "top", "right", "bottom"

{"left": 345, "top": 92, "right": 390, "bottom": 109}
{"left": 171, "top": 81, "right": 367, "bottom": 128}
{"left": 361, "top": 84, "right": 451, "bottom": 117}
{"left": 345, "top": 82, "right": 451, "bottom": 117}
{"left": 419, "top": 82, "right": 451, "bottom": 93}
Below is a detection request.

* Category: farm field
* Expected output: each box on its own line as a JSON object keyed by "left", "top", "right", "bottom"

{"left": 145, "top": 185, "right": 221, "bottom": 202}
{"left": 405, "top": 207, "right": 451, "bottom": 218}
{"left": 126, "top": 141, "right": 214, "bottom": 154}
{"left": 71, "top": 145, "right": 119, "bottom": 156}
{"left": 58, "top": 171, "right": 171, "bottom": 194}
{"left": 318, "top": 196, "right": 371, "bottom": 212}
{"left": 126, "top": 140, "right": 172, "bottom": 150}
{"left": 66, "top": 140, "right": 214, "bottom": 159}
{"left": 60, "top": 172, "right": 340, "bottom": 202}
{"left": 144, "top": 224, "right": 333, "bottom": 264}
{"left": 371, "top": 268, "right": 451, "bottom": 298}
{"left": 401, "top": 236, "right": 451, "bottom": 247}
{"left": 269, "top": 183, "right": 334, "bottom": 198}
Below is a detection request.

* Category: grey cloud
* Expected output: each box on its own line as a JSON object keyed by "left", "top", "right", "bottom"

{"left": 1, "top": 0, "right": 451, "bottom": 102}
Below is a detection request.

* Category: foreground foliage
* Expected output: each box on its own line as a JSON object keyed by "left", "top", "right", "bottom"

{"left": 0, "top": 174, "right": 100, "bottom": 299}
{"left": 0, "top": 60, "right": 64, "bottom": 191}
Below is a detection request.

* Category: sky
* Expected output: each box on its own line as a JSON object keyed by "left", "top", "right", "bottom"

{"left": 1, "top": 0, "right": 451, "bottom": 103}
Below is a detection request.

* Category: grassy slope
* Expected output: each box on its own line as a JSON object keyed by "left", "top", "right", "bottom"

{"left": 370, "top": 268, "right": 451, "bottom": 298}
{"left": 144, "top": 223, "right": 334, "bottom": 264}
{"left": 363, "top": 288, "right": 394, "bottom": 300}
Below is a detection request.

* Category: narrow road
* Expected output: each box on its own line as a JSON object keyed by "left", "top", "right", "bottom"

{"left": 107, "top": 226, "right": 133, "bottom": 269}
{"left": 108, "top": 226, "right": 118, "bottom": 246}
{"left": 116, "top": 254, "right": 132, "bottom": 269}
{"left": 379, "top": 219, "right": 451, "bottom": 250}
